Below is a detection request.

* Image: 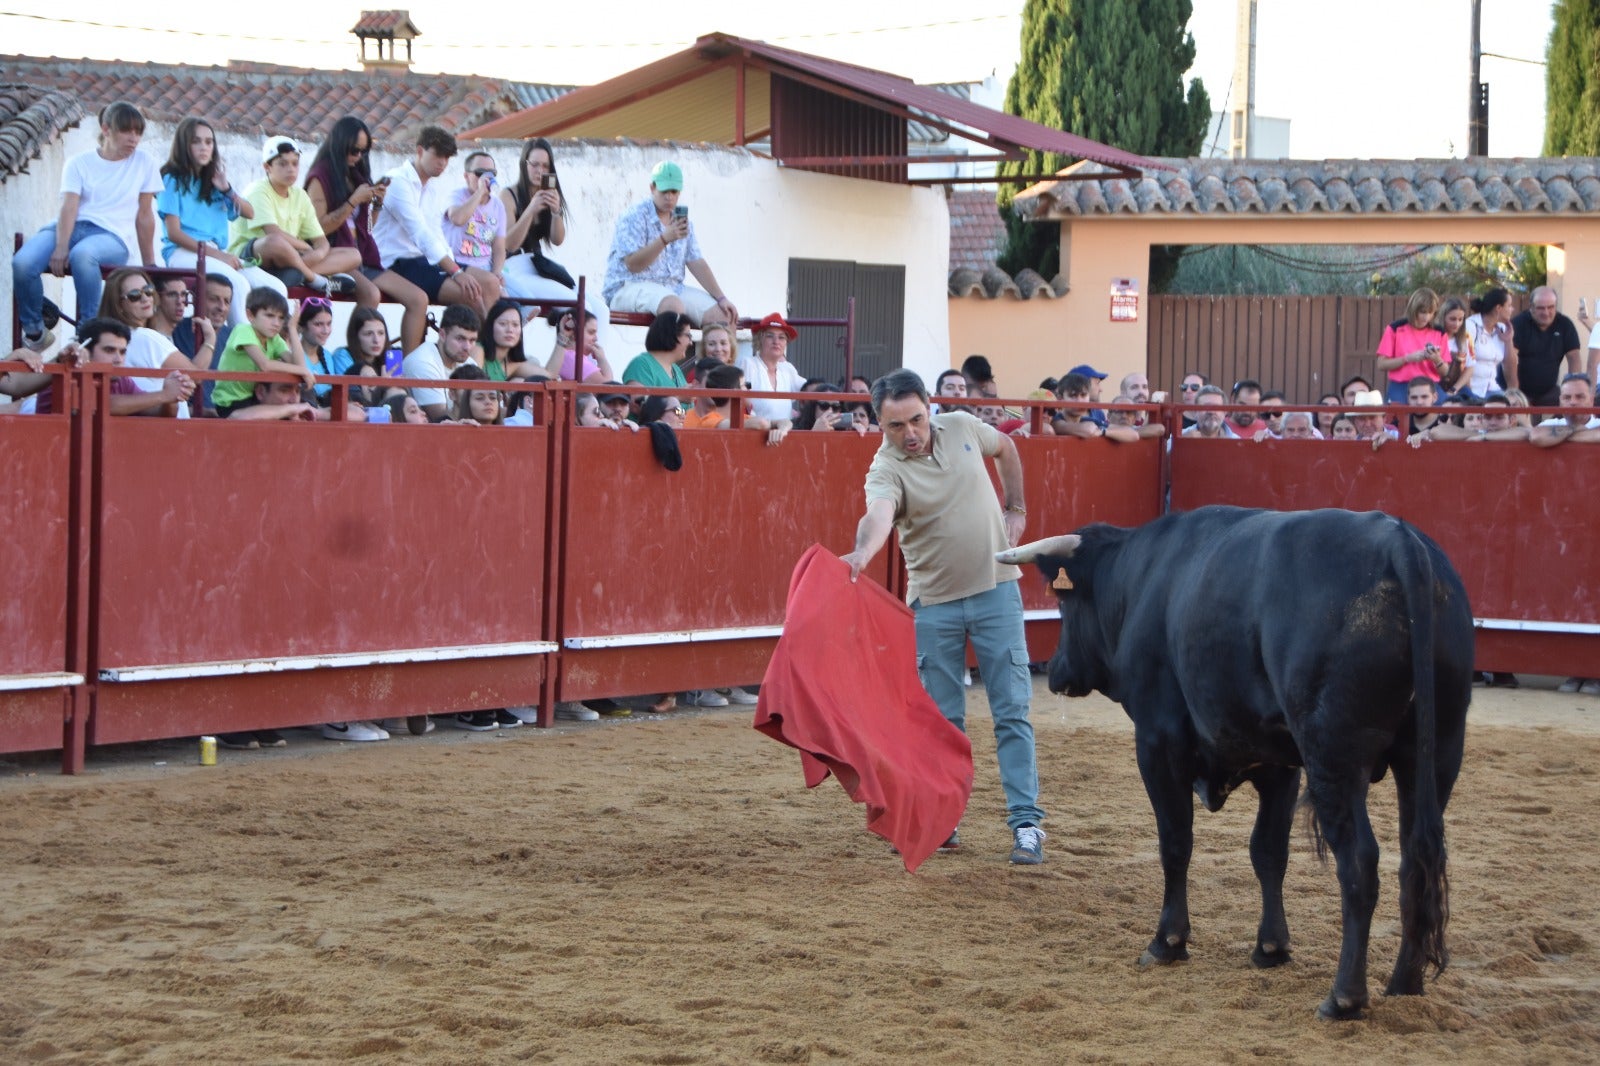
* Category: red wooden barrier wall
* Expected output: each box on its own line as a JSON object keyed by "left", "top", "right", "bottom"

{"left": 1170, "top": 437, "right": 1600, "bottom": 675}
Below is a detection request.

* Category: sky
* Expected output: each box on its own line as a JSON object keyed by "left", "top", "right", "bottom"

{"left": 0, "top": 1, "right": 1555, "bottom": 159}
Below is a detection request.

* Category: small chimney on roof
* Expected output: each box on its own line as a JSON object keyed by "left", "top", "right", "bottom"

{"left": 352, "top": 10, "right": 421, "bottom": 75}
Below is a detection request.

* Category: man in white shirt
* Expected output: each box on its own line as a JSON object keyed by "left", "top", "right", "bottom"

{"left": 1530, "top": 373, "right": 1600, "bottom": 446}
{"left": 371, "top": 126, "right": 500, "bottom": 317}
{"left": 402, "top": 304, "right": 480, "bottom": 421}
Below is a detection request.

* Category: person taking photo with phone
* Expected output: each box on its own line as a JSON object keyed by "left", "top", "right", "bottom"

{"left": 603, "top": 161, "right": 737, "bottom": 328}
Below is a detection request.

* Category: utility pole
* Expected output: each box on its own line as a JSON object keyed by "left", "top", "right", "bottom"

{"left": 1230, "top": 0, "right": 1257, "bottom": 158}
{"left": 1468, "top": 0, "right": 1489, "bottom": 154}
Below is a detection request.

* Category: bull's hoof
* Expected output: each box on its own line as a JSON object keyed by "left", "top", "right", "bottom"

{"left": 1383, "top": 975, "right": 1424, "bottom": 997}
{"left": 1251, "top": 942, "right": 1293, "bottom": 969}
{"left": 1316, "top": 993, "right": 1368, "bottom": 1021}
{"left": 1138, "top": 939, "right": 1190, "bottom": 967}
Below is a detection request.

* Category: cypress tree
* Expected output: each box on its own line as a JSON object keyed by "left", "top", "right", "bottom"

{"left": 997, "top": 0, "right": 1210, "bottom": 280}
{"left": 1544, "top": 0, "right": 1600, "bottom": 155}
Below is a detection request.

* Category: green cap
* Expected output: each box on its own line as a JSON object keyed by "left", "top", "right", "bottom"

{"left": 650, "top": 161, "right": 684, "bottom": 192}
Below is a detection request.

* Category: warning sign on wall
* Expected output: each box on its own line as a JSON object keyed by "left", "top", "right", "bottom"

{"left": 1109, "top": 277, "right": 1139, "bottom": 322}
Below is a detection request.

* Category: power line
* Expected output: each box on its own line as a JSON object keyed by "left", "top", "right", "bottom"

{"left": 1480, "top": 51, "right": 1545, "bottom": 67}
{"left": 0, "top": 10, "right": 1019, "bottom": 52}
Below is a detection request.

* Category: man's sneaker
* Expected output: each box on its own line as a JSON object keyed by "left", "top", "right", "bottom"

{"left": 253, "top": 729, "right": 288, "bottom": 748}
{"left": 406, "top": 715, "right": 434, "bottom": 735}
{"left": 493, "top": 708, "right": 523, "bottom": 728}
{"left": 364, "top": 720, "right": 390, "bottom": 740}
{"left": 321, "top": 720, "right": 387, "bottom": 742}
{"left": 687, "top": 690, "right": 728, "bottom": 707}
{"left": 328, "top": 273, "right": 358, "bottom": 295}
{"left": 938, "top": 829, "right": 961, "bottom": 852}
{"left": 723, "top": 687, "right": 759, "bottom": 705}
{"left": 554, "top": 702, "right": 600, "bottom": 721}
{"left": 505, "top": 706, "right": 540, "bottom": 724}
{"left": 450, "top": 711, "right": 500, "bottom": 731}
{"left": 40, "top": 298, "right": 61, "bottom": 331}
{"left": 217, "top": 732, "right": 258, "bottom": 750}
{"left": 1582, "top": 679, "right": 1600, "bottom": 696}
{"left": 21, "top": 328, "right": 54, "bottom": 352}
{"left": 1009, "top": 824, "right": 1046, "bottom": 865}
{"left": 1559, "top": 677, "right": 1582, "bottom": 693}
{"left": 305, "top": 274, "right": 332, "bottom": 294}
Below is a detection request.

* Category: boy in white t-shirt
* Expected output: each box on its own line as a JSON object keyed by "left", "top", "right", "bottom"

{"left": 11, "top": 101, "right": 162, "bottom": 351}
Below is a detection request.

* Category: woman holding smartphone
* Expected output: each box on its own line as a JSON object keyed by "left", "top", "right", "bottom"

{"left": 499, "top": 139, "right": 614, "bottom": 332}
{"left": 1375, "top": 287, "right": 1450, "bottom": 405}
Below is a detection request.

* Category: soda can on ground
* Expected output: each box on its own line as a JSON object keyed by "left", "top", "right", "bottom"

{"left": 199, "top": 735, "right": 217, "bottom": 766}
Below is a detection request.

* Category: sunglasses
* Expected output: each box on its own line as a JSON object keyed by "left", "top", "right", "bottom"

{"left": 348, "top": 145, "right": 370, "bottom": 157}
{"left": 664, "top": 405, "right": 683, "bottom": 415}
{"left": 122, "top": 286, "right": 156, "bottom": 301}
{"left": 1180, "top": 383, "right": 1201, "bottom": 391}
{"left": 470, "top": 168, "right": 496, "bottom": 178}
{"left": 814, "top": 401, "right": 840, "bottom": 410}
{"left": 301, "top": 296, "right": 333, "bottom": 313}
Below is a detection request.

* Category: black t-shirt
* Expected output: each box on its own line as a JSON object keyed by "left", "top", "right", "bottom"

{"left": 1510, "top": 310, "right": 1580, "bottom": 402}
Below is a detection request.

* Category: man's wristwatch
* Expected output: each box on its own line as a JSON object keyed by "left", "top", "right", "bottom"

{"left": 1005, "top": 504, "right": 1026, "bottom": 515}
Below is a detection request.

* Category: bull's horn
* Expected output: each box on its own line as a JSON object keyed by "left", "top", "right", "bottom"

{"left": 996, "top": 534, "right": 1081, "bottom": 565}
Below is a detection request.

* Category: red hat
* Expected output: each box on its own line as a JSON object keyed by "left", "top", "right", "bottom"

{"left": 754, "top": 312, "right": 798, "bottom": 341}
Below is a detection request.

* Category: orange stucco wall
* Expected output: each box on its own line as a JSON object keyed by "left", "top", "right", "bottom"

{"left": 949, "top": 213, "right": 1600, "bottom": 399}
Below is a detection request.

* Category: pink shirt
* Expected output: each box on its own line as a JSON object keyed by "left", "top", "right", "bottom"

{"left": 1377, "top": 322, "right": 1448, "bottom": 384}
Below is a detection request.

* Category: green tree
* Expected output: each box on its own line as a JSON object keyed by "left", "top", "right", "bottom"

{"left": 1544, "top": 0, "right": 1600, "bottom": 155}
{"left": 997, "top": 0, "right": 1210, "bottom": 280}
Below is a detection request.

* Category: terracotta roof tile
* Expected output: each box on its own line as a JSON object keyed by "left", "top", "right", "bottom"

{"left": 351, "top": 11, "right": 420, "bottom": 37}
{"left": 946, "top": 189, "right": 1007, "bottom": 273}
{"left": 1018, "top": 157, "right": 1600, "bottom": 219}
{"left": 947, "top": 265, "right": 1067, "bottom": 300}
{"left": 0, "top": 82, "right": 84, "bottom": 182}
{"left": 0, "top": 54, "right": 571, "bottom": 143}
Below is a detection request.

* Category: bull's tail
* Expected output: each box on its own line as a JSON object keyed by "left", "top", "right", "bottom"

{"left": 1396, "top": 521, "right": 1450, "bottom": 978}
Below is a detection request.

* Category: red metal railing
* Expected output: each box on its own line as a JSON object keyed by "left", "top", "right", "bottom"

{"left": 3, "top": 379, "right": 1597, "bottom": 772}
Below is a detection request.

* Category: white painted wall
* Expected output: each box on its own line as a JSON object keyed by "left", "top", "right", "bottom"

{"left": 5, "top": 129, "right": 950, "bottom": 385}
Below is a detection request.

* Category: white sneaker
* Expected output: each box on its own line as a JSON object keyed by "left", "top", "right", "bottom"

{"left": 724, "top": 687, "right": 759, "bottom": 705}
{"left": 1581, "top": 679, "right": 1600, "bottom": 696}
{"left": 363, "top": 720, "right": 390, "bottom": 739}
{"left": 554, "top": 702, "right": 599, "bottom": 721}
{"left": 22, "top": 328, "right": 54, "bottom": 352}
{"left": 376, "top": 718, "right": 407, "bottom": 733}
{"left": 321, "top": 721, "right": 387, "bottom": 742}
{"left": 1559, "top": 677, "right": 1582, "bottom": 693}
{"left": 963, "top": 668, "right": 972, "bottom": 687}
{"left": 506, "top": 706, "right": 540, "bottom": 724}
{"left": 688, "top": 690, "right": 728, "bottom": 707}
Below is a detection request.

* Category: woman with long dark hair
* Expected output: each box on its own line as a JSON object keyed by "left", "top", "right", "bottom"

{"left": 499, "top": 138, "right": 612, "bottom": 328}
{"left": 303, "top": 116, "right": 430, "bottom": 352}
{"left": 1463, "top": 287, "right": 1517, "bottom": 398}
{"left": 158, "top": 116, "right": 284, "bottom": 325}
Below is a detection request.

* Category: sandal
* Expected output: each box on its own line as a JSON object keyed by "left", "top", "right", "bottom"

{"left": 649, "top": 694, "right": 677, "bottom": 714}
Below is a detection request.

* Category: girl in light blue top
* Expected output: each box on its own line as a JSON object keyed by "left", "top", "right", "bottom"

{"left": 157, "top": 116, "right": 285, "bottom": 323}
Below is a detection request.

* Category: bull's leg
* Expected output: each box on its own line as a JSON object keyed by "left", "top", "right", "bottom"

{"left": 1304, "top": 770, "right": 1379, "bottom": 1020}
{"left": 1248, "top": 766, "right": 1300, "bottom": 969}
{"left": 1385, "top": 754, "right": 1427, "bottom": 997}
{"left": 1134, "top": 729, "right": 1193, "bottom": 965}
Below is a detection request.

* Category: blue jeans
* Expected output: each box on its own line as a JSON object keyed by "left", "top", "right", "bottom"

{"left": 12, "top": 221, "right": 128, "bottom": 335}
{"left": 913, "top": 580, "right": 1044, "bottom": 830}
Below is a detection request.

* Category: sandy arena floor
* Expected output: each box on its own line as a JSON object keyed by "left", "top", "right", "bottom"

{"left": 1, "top": 680, "right": 1596, "bottom": 1064}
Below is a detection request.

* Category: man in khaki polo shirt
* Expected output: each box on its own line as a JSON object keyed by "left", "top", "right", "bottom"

{"left": 842, "top": 369, "right": 1046, "bottom": 864}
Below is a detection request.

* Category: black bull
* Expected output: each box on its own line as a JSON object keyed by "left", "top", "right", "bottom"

{"left": 998, "top": 506, "right": 1471, "bottom": 1019}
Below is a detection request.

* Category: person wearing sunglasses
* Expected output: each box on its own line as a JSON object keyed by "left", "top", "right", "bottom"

{"left": 96, "top": 266, "right": 198, "bottom": 418}
{"left": 304, "top": 116, "right": 431, "bottom": 353}
{"left": 158, "top": 115, "right": 286, "bottom": 327}
{"left": 442, "top": 151, "right": 508, "bottom": 287}
{"left": 371, "top": 126, "right": 503, "bottom": 325}
{"left": 1177, "top": 371, "right": 1207, "bottom": 429}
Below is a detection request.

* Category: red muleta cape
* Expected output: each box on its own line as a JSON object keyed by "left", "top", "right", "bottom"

{"left": 753, "top": 545, "right": 973, "bottom": 872}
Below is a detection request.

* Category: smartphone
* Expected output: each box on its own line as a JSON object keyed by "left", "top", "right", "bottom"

{"left": 673, "top": 205, "right": 688, "bottom": 220}
{"left": 377, "top": 176, "right": 391, "bottom": 187}
{"left": 541, "top": 174, "right": 557, "bottom": 191}
{"left": 383, "top": 345, "right": 403, "bottom": 378}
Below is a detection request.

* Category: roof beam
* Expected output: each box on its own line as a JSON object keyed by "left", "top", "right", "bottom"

{"left": 519, "top": 55, "right": 738, "bottom": 137}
